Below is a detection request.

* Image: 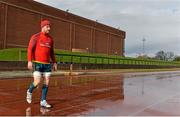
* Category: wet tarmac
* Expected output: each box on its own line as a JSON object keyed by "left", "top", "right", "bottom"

{"left": 1, "top": 71, "right": 180, "bottom": 116}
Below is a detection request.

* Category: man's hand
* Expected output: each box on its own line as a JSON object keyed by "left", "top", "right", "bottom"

{"left": 27, "top": 61, "right": 33, "bottom": 70}
{"left": 53, "top": 63, "right": 57, "bottom": 71}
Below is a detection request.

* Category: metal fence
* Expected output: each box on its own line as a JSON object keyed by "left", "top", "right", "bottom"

{"left": 18, "top": 50, "right": 180, "bottom": 67}
{"left": 55, "top": 53, "right": 180, "bottom": 67}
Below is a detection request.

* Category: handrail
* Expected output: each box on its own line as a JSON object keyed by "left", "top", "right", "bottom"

{"left": 20, "top": 50, "right": 180, "bottom": 67}
{"left": 55, "top": 53, "right": 180, "bottom": 67}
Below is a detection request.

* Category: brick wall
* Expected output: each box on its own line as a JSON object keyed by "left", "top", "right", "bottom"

{"left": 0, "top": 0, "right": 126, "bottom": 56}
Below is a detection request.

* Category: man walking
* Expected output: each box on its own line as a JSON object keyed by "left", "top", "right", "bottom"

{"left": 26, "top": 19, "right": 57, "bottom": 108}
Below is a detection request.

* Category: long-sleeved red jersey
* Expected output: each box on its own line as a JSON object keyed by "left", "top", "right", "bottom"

{"left": 28, "top": 32, "right": 56, "bottom": 64}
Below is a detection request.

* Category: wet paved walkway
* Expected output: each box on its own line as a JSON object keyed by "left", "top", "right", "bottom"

{"left": 1, "top": 71, "right": 180, "bottom": 116}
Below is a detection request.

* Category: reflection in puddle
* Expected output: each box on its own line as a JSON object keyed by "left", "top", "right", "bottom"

{"left": 25, "top": 106, "right": 51, "bottom": 116}
{"left": 2, "top": 71, "right": 180, "bottom": 116}
{"left": 40, "top": 107, "right": 50, "bottom": 115}
{"left": 24, "top": 74, "right": 125, "bottom": 116}
{"left": 25, "top": 107, "right": 31, "bottom": 117}
{"left": 155, "top": 73, "right": 180, "bottom": 80}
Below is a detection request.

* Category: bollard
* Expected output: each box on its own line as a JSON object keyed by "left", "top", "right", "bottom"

{"left": 70, "top": 63, "right": 73, "bottom": 75}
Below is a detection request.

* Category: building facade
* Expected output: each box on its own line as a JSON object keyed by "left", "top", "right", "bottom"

{"left": 0, "top": 0, "right": 126, "bottom": 56}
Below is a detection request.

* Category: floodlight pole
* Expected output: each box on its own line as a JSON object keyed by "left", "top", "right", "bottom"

{"left": 142, "top": 38, "right": 146, "bottom": 56}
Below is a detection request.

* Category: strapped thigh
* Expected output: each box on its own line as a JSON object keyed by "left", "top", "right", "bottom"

{"left": 43, "top": 72, "right": 51, "bottom": 79}
{"left": 33, "top": 71, "right": 42, "bottom": 79}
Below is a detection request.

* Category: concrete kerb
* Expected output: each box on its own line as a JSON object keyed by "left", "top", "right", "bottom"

{"left": 0, "top": 70, "right": 124, "bottom": 79}
{"left": 0, "top": 70, "right": 85, "bottom": 79}
{"left": 1, "top": 69, "right": 180, "bottom": 79}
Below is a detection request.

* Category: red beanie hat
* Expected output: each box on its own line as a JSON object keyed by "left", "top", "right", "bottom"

{"left": 41, "top": 20, "right": 50, "bottom": 28}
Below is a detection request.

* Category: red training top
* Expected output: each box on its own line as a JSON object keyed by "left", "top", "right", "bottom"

{"left": 27, "top": 32, "right": 56, "bottom": 64}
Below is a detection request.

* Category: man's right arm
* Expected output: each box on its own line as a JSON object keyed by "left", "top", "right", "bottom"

{"left": 27, "top": 35, "right": 37, "bottom": 70}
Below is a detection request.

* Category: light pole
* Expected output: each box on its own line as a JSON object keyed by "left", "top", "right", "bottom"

{"left": 142, "top": 38, "right": 146, "bottom": 56}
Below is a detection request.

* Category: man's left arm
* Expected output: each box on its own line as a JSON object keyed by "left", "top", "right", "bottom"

{"left": 50, "top": 40, "right": 57, "bottom": 71}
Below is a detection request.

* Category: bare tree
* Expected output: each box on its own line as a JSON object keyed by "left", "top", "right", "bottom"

{"left": 165, "top": 52, "right": 175, "bottom": 61}
{"left": 155, "top": 51, "right": 166, "bottom": 60}
{"left": 155, "top": 51, "right": 175, "bottom": 61}
{"left": 174, "top": 56, "right": 180, "bottom": 61}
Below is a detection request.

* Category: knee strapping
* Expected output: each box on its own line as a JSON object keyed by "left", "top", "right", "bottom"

{"left": 33, "top": 71, "right": 41, "bottom": 79}
{"left": 43, "top": 72, "right": 51, "bottom": 78}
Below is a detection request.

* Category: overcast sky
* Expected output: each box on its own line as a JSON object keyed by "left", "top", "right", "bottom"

{"left": 35, "top": 0, "right": 180, "bottom": 57}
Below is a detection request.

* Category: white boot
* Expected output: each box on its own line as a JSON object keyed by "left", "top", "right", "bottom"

{"left": 40, "top": 100, "right": 52, "bottom": 108}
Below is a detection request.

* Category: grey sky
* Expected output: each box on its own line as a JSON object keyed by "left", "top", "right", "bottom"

{"left": 35, "top": 0, "right": 180, "bottom": 57}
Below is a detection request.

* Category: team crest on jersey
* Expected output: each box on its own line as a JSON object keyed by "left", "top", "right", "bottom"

{"left": 40, "top": 40, "right": 51, "bottom": 48}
